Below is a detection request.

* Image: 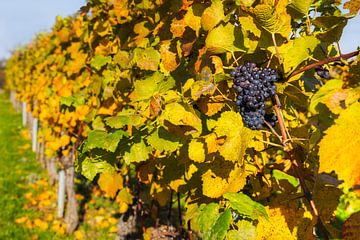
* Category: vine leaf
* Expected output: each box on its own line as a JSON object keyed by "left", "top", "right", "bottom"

{"left": 344, "top": 0, "right": 360, "bottom": 15}
{"left": 188, "top": 139, "right": 206, "bottom": 163}
{"left": 159, "top": 102, "right": 202, "bottom": 135}
{"left": 146, "top": 127, "right": 180, "bottom": 153}
{"left": 223, "top": 192, "right": 268, "bottom": 220}
{"left": 133, "top": 47, "right": 161, "bottom": 71}
{"left": 208, "top": 209, "right": 232, "bottom": 240}
{"left": 205, "top": 23, "right": 247, "bottom": 54}
{"left": 98, "top": 171, "right": 123, "bottom": 198}
{"left": 319, "top": 102, "right": 360, "bottom": 188}
{"left": 123, "top": 140, "right": 151, "bottom": 164}
{"left": 207, "top": 111, "right": 253, "bottom": 163}
{"left": 253, "top": 0, "right": 291, "bottom": 38}
{"left": 197, "top": 203, "right": 221, "bottom": 240}
{"left": 90, "top": 55, "right": 112, "bottom": 71}
{"left": 202, "top": 163, "right": 247, "bottom": 198}
{"left": 133, "top": 72, "right": 175, "bottom": 101}
{"left": 276, "top": 35, "right": 320, "bottom": 74}
{"left": 225, "top": 220, "right": 256, "bottom": 240}
{"left": 310, "top": 79, "right": 360, "bottom": 114}
{"left": 201, "top": 0, "right": 225, "bottom": 31}
{"left": 313, "top": 16, "right": 348, "bottom": 43}
{"left": 76, "top": 157, "right": 114, "bottom": 181}
{"left": 287, "top": 0, "right": 313, "bottom": 16}
{"left": 255, "top": 206, "right": 313, "bottom": 239}
{"left": 83, "top": 130, "right": 126, "bottom": 152}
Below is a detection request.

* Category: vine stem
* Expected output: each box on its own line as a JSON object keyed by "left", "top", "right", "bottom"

{"left": 288, "top": 50, "right": 359, "bottom": 79}
{"left": 271, "top": 94, "right": 329, "bottom": 240}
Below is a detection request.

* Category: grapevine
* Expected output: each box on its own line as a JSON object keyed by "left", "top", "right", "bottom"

{"left": 3, "top": 0, "right": 360, "bottom": 239}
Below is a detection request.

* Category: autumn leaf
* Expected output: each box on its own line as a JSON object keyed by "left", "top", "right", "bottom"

{"left": 319, "top": 102, "right": 360, "bottom": 188}
{"left": 188, "top": 139, "right": 206, "bottom": 163}
{"left": 98, "top": 171, "right": 123, "bottom": 198}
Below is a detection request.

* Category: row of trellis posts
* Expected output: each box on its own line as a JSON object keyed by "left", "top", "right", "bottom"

{"left": 9, "top": 91, "right": 138, "bottom": 239}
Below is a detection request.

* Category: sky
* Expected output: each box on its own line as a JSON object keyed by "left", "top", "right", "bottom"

{"left": 0, "top": 1, "right": 359, "bottom": 59}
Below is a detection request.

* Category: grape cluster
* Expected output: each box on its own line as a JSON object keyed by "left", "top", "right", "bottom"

{"left": 315, "top": 66, "right": 330, "bottom": 79}
{"left": 231, "top": 63, "right": 278, "bottom": 129}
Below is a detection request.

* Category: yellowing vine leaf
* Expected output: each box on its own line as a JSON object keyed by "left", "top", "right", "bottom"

{"left": 123, "top": 140, "right": 151, "bottom": 164}
{"left": 201, "top": 0, "right": 225, "bottom": 31}
{"left": 159, "top": 102, "right": 202, "bottom": 135}
{"left": 207, "top": 111, "right": 253, "bottom": 162}
{"left": 319, "top": 102, "right": 360, "bottom": 188}
{"left": 310, "top": 80, "right": 360, "bottom": 114}
{"left": 253, "top": 1, "right": 291, "bottom": 38}
{"left": 98, "top": 171, "right": 123, "bottom": 198}
{"left": 205, "top": 23, "right": 247, "bottom": 54}
{"left": 255, "top": 206, "right": 313, "bottom": 240}
{"left": 188, "top": 139, "right": 206, "bottom": 163}
{"left": 202, "top": 163, "right": 247, "bottom": 198}
{"left": 344, "top": 0, "right": 360, "bottom": 14}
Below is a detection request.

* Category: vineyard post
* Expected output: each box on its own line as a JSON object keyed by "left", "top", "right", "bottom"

{"left": 57, "top": 169, "right": 66, "bottom": 218}
{"left": 21, "top": 101, "right": 26, "bottom": 126}
{"left": 32, "top": 118, "right": 38, "bottom": 152}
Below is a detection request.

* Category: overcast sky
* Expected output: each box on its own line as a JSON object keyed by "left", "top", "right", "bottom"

{"left": 0, "top": 1, "right": 359, "bottom": 59}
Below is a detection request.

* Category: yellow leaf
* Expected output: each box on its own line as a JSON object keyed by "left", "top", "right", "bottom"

{"left": 319, "top": 102, "right": 360, "bottom": 188}
{"left": 188, "top": 139, "right": 206, "bottom": 163}
{"left": 202, "top": 163, "right": 246, "bottom": 198}
{"left": 74, "top": 229, "right": 85, "bottom": 240}
{"left": 201, "top": 0, "right": 225, "bottom": 31}
{"left": 98, "top": 171, "right": 123, "bottom": 198}
{"left": 119, "top": 202, "right": 129, "bottom": 214}
{"left": 33, "top": 218, "right": 48, "bottom": 230}
{"left": 256, "top": 206, "right": 313, "bottom": 240}
{"left": 15, "top": 216, "right": 28, "bottom": 224}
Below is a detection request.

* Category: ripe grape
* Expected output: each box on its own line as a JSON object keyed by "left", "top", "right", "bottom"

{"left": 315, "top": 66, "right": 330, "bottom": 79}
{"left": 231, "top": 63, "right": 278, "bottom": 129}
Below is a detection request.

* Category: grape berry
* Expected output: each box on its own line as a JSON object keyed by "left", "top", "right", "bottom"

{"left": 231, "top": 63, "right": 278, "bottom": 130}
{"left": 315, "top": 66, "right": 330, "bottom": 79}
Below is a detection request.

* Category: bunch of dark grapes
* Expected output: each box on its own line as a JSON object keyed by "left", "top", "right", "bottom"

{"left": 231, "top": 63, "right": 278, "bottom": 130}
{"left": 315, "top": 66, "right": 330, "bottom": 79}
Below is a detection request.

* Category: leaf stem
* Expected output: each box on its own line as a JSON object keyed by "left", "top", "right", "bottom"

{"left": 288, "top": 50, "right": 359, "bottom": 79}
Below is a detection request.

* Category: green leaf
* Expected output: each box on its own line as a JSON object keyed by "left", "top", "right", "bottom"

{"left": 83, "top": 130, "right": 126, "bottom": 152}
{"left": 277, "top": 35, "right": 320, "bottom": 74}
{"left": 134, "top": 72, "right": 175, "bottom": 101}
{"left": 205, "top": 23, "right": 247, "bottom": 54}
{"left": 197, "top": 203, "right": 220, "bottom": 239}
{"left": 253, "top": 3, "right": 291, "bottom": 38}
{"left": 76, "top": 157, "right": 114, "bottom": 181}
{"left": 287, "top": 0, "right": 313, "bottom": 16}
{"left": 133, "top": 47, "right": 160, "bottom": 71}
{"left": 223, "top": 192, "right": 268, "bottom": 220}
{"left": 114, "top": 50, "right": 131, "bottom": 69}
{"left": 123, "top": 140, "right": 151, "bottom": 164}
{"left": 272, "top": 169, "right": 299, "bottom": 187}
{"left": 313, "top": 16, "right": 348, "bottom": 43}
{"left": 225, "top": 220, "right": 256, "bottom": 240}
{"left": 209, "top": 209, "right": 232, "bottom": 240}
{"left": 146, "top": 127, "right": 180, "bottom": 153}
{"left": 90, "top": 55, "right": 112, "bottom": 71}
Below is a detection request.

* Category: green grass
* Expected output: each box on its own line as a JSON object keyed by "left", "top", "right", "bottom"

{"left": 0, "top": 93, "right": 71, "bottom": 239}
